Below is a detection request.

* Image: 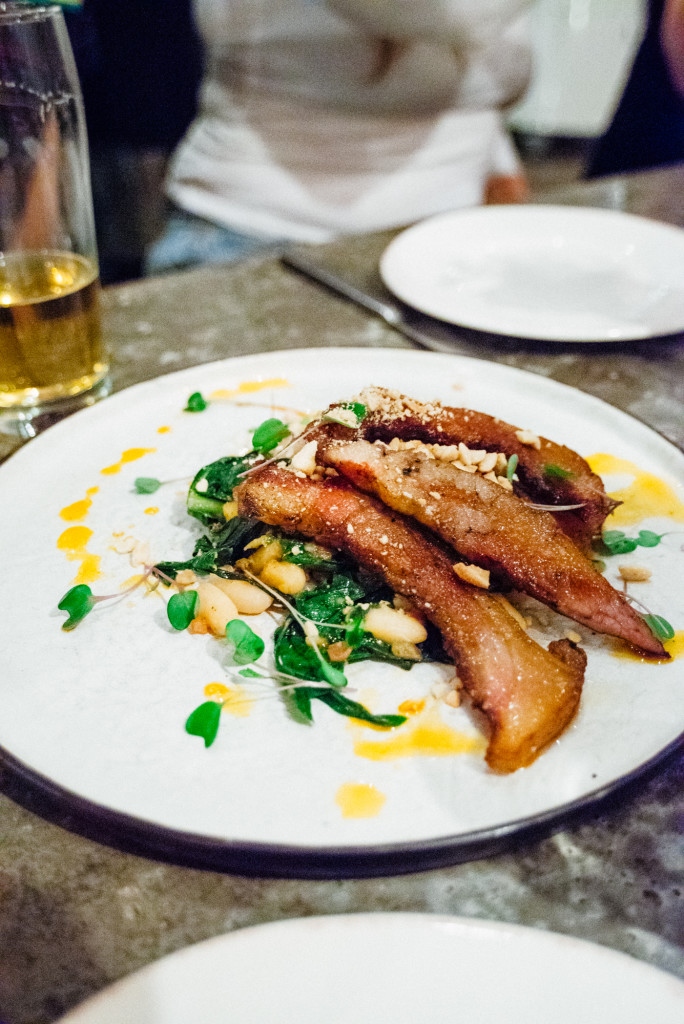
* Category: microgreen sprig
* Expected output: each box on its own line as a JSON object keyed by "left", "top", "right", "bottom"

{"left": 58, "top": 584, "right": 96, "bottom": 631}
{"left": 643, "top": 614, "right": 675, "bottom": 642}
{"left": 321, "top": 401, "right": 366, "bottom": 429}
{"left": 184, "top": 391, "right": 208, "bottom": 413}
{"left": 134, "top": 477, "right": 162, "bottom": 494}
{"left": 225, "top": 619, "right": 265, "bottom": 664}
{"left": 600, "top": 529, "right": 666, "bottom": 556}
{"left": 185, "top": 701, "right": 221, "bottom": 747}
{"left": 134, "top": 475, "right": 194, "bottom": 495}
{"left": 241, "top": 568, "right": 347, "bottom": 688}
{"left": 167, "top": 591, "right": 199, "bottom": 630}
{"left": 620, "top": 591, "right": 675, "bottom": 643}
{"left": 251, "top": 417, "right": 291, "bottom": 455}
{"left": 544, "top": 463, "right": 575, "bottom": 480}
{"left": 57, "top": 570, "right": 160, "bottom": 631}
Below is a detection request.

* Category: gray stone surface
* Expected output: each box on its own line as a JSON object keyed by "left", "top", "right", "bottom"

{"left": 0, "top": 165, "right": 683, "bottom": 1023}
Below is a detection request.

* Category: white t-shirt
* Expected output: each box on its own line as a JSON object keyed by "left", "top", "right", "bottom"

{"left": 167, "top": 0, "right": 532, "bottom": 242}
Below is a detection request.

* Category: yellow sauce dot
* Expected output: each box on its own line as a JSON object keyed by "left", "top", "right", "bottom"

{"left": 352, "top": 705, "right": 485, "bottom": 761}
{"left": 56, "top": 525, "right": 101, "bottom": 584}
{"left": 100, "top": 447, "right": 156, "bottom": 475}
{"left": 203, "top": 682, "right": 252, "bottom": 717}
{"left": 57, "top": 525, "right": 93, "bottom": 550}
{"left": 611, "top": 630, "right": 684, "bottom": 663}
{"left": 60, "top": 498, "right": 92, "bottom": 522}
{"left": 587, "top": 454, "right": 684, "bottom": 527}
{"left": 398, "top": 699, "right": 426, "bottom": 716}
{"left": 335, "top": 782, "right": 386, "bottom": 819}
{"left": 157, "top": 425, "right": 171, "bottom": 434}
{"left": 144, "top": 507, "right": 159, "bottom": 515}
{"left": 204, "top": 682, "right": 229, "bottom": 697}
{"left": 121, "top": 574, "right": 144, "bottom": 589}
{"left": 59, "top": 486, "right": 99, "bottom": 522}
{"left": 209, "top": 377, "right": 289, "bottom": 400}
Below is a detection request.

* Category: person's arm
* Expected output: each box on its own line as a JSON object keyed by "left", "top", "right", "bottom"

{"left": 661, "top": 0, "right": 684, "bottom": 95}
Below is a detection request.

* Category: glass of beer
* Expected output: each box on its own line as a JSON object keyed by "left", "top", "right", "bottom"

{"left": 0, "top": 2, "right": 108, "bottom": 433}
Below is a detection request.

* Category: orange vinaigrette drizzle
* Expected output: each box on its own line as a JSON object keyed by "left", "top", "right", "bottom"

{"left": 587, "top": 454, "right": 684, "bottom": 526}
{"left": 56, "top": 525, "right": 101, "bottom": 584}
{"left": 611, "top": 631, "right": 684, "bottom": 663}
{"left": 209, "top": 377, "right": 289, "bottom": 401}
{"left": 335, "top": 782, "right": 386, "bottom": 818}
{"left": 100, "top": 447, "right": 156, "bottom": 476}
{"left": 59, "top": 486, "right": 99, "bottom": 522}
{"left": 352, "top": 704, "right": 484, "bottom": 762}
{"left": 203, "top": 682, "right": 253, "bottom": 717}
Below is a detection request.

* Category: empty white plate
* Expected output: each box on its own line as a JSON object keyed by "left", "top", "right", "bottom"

{"left": 57, "top": 913, "right": 684, "bottom": 1023}
{"left": 380, "top": 206, "right": 684, "bottom": 342}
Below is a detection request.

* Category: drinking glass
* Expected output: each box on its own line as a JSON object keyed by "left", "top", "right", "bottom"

{"left": 0, "top": 2, "right": 108, "bottom": 436}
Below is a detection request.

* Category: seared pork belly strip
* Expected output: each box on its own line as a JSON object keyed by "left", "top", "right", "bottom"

{"left": 236, "top": 467, "right": 586, "bottom": 773}
{"left": 359, "top": 387, "right": 615, "bottom": 548}
{"left": 319, "top": 439, "right": 666, "bottom": 657}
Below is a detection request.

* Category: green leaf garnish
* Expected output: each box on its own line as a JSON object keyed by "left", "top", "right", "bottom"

{"left": 321, "top": 402, "right": 366, "bottom": 429}
{"left": 167, "top": 590, "right": 199, "bottom": 630}
{"left": 279, "top": 539, "right": 335, "bottom": 569}
{"left": 134, "top": 477, "right": 162, "bottom": 494}
{"left": 295, "top": 573, "right": 366, "bottom": 623}
{"left": 304, "top": 687, "right": 406, "bottom": 728}
{"left": 642, "top": 614, "right": 675, "bottom": 642}
{"left": 185, "top": 391, "right": 208, "bottom": 412}
{"left": 225, "top": 619, "right": 265, "bottom": 665}
{"left": 637, "top": 530, "right": 664, "bottom": 548}
{"left": 238, "top": 667, "right": 262, "bottom": 678}
{"left": 602, "top": 530, "right": 638, "bottom": 555}
{"left": 506, "top": 453, "right": 518, "bottom": 483}
{"left": 186, "top": 454, "right": 256, "bottom": 524}
{"left": 315, "top": 657, "right": 347, "bottom": 689}
{"left": 544, "top": 463, "right": 574, "bottom": 480}
{"left": 58, "top": 584, "right": 96, "bottom": 631}
{"left": 251, "top": 417, "right": 290, "bottom": 455}
{"left": 185, "top": 701, "right": 221, "bottom": 747}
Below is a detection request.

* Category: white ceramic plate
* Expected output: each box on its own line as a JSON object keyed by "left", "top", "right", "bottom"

{"left": 379, "top": 206, "right": 684, "bottom": 342}
{"left": 57, "top": 913, "right": 684, "bottom": 1023}
{"left": 1, "top": 349, "right": 683, "bottom": 876}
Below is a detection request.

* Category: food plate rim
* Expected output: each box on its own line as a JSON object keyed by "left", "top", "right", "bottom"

{"left": 1, "top": 347, "right": 682, "bottom": 878}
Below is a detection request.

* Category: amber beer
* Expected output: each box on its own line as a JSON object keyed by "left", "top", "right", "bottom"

{"left": 0, "top": 250, "right": 107, "bottom": 407}
{"left": 0, "top": 4, "right": 107, "bottom": 418}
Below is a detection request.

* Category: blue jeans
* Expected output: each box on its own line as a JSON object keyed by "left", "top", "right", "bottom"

{"left": 144, "top": 207, "right": 284, "bottom": 275}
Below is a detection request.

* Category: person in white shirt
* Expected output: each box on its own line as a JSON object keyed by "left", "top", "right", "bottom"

{"left": 146, "top": 0, "right": 533, "bottom": 273}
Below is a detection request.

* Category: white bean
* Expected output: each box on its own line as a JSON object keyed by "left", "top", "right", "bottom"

{"left": 209, "top": 575, "right": 272, "bottom": 614}
{"left": 363, "top": 605, "right": 427, "bottom": 646}
{"left": 196, "top": 580, "right": 239, "bottom": 635}
{"left": 259, "top": 560, "right": 308, "bottom": 595}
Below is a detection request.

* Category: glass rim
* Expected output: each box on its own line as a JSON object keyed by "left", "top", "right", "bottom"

{"left": 0, "top": 3, "right": 63, "bottom": 26}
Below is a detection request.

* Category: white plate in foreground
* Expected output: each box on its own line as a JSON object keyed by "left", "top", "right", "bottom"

{"left": 57, "top": 913, "right": 684, "bottom": 1023}
{"left": 380, "top": 205, "right": 684, "bottom": 342}
{"left": 1, "top": 349, "right": 683, "bottom": 876}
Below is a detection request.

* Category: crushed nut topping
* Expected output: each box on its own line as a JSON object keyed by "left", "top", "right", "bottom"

{"left": 452, "top": 562, "right": 491, "bottom": 589}
{"left": 618, "top": 565, "right": 652, "bottom": 583}
{"left": 383, "top": 436, "right": 514, "bottom": 490}
{"left": 515, "top": 429, "right": 542, "bottom": 450}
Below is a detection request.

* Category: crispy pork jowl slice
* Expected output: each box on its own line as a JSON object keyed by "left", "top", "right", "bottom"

{"left": 317, "top": 436, "right": 666, "bottom": 657}
{"left": 358, "top": 387, "right": 616, "bottom": 549}
{"left": 236, "top": 466, "right": 586, "bottom": 774}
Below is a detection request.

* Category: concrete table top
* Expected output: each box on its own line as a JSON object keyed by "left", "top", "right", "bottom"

{"left": 0, "top": 165, "right": 682, "bottom": 1023}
